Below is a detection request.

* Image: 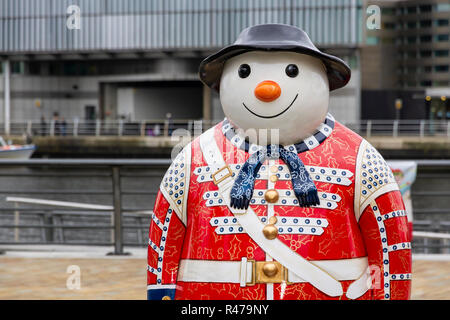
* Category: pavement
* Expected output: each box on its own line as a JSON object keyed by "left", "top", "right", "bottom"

{"left": 0, "top": 246, "right": 448, "bottom": 300}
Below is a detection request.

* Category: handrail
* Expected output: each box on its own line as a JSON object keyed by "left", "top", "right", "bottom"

{"left": 0, "top": 159, "right": 172, "bottom": 166}
{"left": 413, "top": 231, "right": 450, "bottom": 240}
{"left": 1, "top": 119, "right": 450, "bottom": 138}
{"left": 6, "top": 196, "right": 114, "bottom": 210}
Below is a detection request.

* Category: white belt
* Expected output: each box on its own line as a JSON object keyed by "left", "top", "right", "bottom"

{"left": 178, "top": 257, "right": 370, "bottom": 299}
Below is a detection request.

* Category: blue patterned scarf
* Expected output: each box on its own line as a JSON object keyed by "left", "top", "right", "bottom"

{"left": 230, "top": 144, "right": 320, "bottom": 210}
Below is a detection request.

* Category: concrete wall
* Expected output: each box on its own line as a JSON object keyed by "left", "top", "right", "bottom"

{"left": 117, "top": 88, "right": 134, "bottom": 120}
{"left": 0, "top": 74, "right": 98, "bottom": 122}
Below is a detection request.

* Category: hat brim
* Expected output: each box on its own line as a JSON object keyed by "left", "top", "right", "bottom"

{"left": 199, "top": 44, "right": 351, "bottom": 92}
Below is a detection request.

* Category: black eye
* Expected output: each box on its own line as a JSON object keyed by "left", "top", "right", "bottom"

{"left": 285, "top": 64, "right": 299, "bottom": 78}
{"left": 238, "top": 64, "right": 251, "bottom": 78}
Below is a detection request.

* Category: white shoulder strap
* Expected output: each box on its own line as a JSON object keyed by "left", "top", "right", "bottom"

{"left": 199, "top": 127, "right": 343, "bottom": 297}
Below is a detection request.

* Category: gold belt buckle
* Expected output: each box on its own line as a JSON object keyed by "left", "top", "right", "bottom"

{"left": 212, "top": 165, "right": 233, "bottom": 185}
{"left": 246, "top": 260, "right": 290, "bottom": 286}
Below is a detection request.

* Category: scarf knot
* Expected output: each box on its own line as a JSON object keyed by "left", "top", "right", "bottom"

{"left": 230, "top": 145, "right": 320, "bottom": 210}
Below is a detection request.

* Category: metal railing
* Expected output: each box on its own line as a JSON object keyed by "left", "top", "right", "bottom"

{"left": 0, "top": 159, "right": 171, "bottom": 255}
{"left": 1, "top": 119, "right": 450, "bottom": 138}
{"left": 2, "top": 119, "right": 217, "bottom": 138}
{"left": 0, "top": 159, "right": 448, "bottom": 254}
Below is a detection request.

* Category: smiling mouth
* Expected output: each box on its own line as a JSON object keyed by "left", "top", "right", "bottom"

{"left": 242, "top": 93, "right": 299, "bottom": 119}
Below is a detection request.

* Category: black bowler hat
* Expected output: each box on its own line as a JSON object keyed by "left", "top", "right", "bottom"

{"left": 199, "top": 24, "right": 351, "bottom": 92}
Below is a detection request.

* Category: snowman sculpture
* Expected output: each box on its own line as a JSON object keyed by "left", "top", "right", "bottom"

{"left": 147, "top": 24, "right": 411, "bottom": 300}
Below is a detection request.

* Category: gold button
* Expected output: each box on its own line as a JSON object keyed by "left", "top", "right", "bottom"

{"left": 262, "top": 214, "right": 278, "bottom": 240}
{"left": 270, "top": 166, "right": 278, "bottom": 173}
{"left": 162, "top": 296, "right": 172, "bottom": 300}
{"left": 262, "top": 262, "right": 279, "bottom": 277}
{"left": 264, "top": 189, "right": 279, "bottom": 203}
{"left": 270, "top": 175, "right": 278, "bottom": 183}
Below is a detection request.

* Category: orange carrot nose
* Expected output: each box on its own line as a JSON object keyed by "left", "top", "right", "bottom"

{"left": 254, "top": 80, "right": 281, "bottom": 102}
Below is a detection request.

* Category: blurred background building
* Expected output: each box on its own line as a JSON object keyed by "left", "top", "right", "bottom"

{"left": 0, "top": 0, "right": 363, "bottom": 128}
{"left": 0, "top": 0, "right": 448, "bottom": 131}
{"left": 362, "top": 0, "right": 450, "bottom": 120}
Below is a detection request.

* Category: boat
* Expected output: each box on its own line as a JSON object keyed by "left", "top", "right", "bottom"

{"left": 0, "top": 137, "right": 36, "bottom": 159}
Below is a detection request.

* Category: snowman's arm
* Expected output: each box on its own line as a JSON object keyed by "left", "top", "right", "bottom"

{"left": 147, "top": 144, "right": 191, "bottom": 300}
{"left": 358, "top": 191, "right": 412, "bottom": 300}
{"left": 354, "top": 139, "right": 411, "bottom": 300}
{"left": 147, "top": 191, "right": 186, "bottom": 300}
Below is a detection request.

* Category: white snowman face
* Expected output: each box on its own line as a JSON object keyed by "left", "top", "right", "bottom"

{"left": 219, "top": 51, "right": 330, "bottom": 146}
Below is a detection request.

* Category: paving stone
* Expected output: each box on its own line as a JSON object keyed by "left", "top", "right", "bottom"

{"left": 0, "top": 257, "right": 447, "bottom": 299}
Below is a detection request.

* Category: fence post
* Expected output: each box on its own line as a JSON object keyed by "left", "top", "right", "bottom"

{"left": 73, "top": 118, "right": 79, "bottom": 137}
{"left": 164, "top": 120, "right": 169, "bottom": 137}
{"left": 26, "top": 120, "right": 32, "bottom": 136}
{"left": 118, "top": 120, "right": 123, "bottom": 136}
{"left": 447, "top": 121, "right": 450, "bottom": 139}
{"left": 50, "top": 120, "right": 55, "bottom": 136}
{"left": 366, "top": 120, "right": 372, "bottom": 138}
{"left": 140, "top": 121, "right": 146, "bottom": 137}
{"left": 393, "top": 120, "right": 399, "bottom": 137}
{"left": 14, "top": 201, "right": 19, "bottom": 242}
{"left": 110, "top": 166, "right": 125, "bottom": 255}
{"left": 420, "top": 120, "right": 425, "bottom": 138}
{"left": 43, "top": 213, "right": 54, "bottom": 243}
{"left": 95, "top": 119, "right": 101, "bottom": 136}
{"left": 187, "top": 120, "right": 193, "bottom": 136}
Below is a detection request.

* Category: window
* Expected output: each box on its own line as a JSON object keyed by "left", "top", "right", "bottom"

{"left": 435, "top": 3, "right": 450, "bottom": 12}
{"left": 28, "top": 63, "right": 41, "bottom": 75}
{"left": 382, "top": 8, "right": 396, "bottom": 15}
{"left": 407, "top": 36, "right": 416, "bottom": 44}
{"left": 419, "top": 5, "right": 432, "bottom": 13}
{"left": 436, "top": 34, "right": 450, "bottom": 42}
{"left": 435, "top": 50, "right": 449, "bottom": 57}
{"left": 434, "top": 65, "right": 449, "bottom": 72}
{"left": 11, "top": 62, "right": 25, "bottom": 74}
{"left": 366, "top": 36, "right": 379, "bottom": 45}
{"left": 420, "top": 35, "right": 432, "bottom": 42}
{"left": 420, "top": 20, "right": 432, "bottom": 28}
{"left": 407, "top": 21, "right": 417, "bottom": 29}
{"left": 420, "top": 50, "right": 432, "bottom": 58}
{"left": 382, "top": 37, "right": 395, "bottom": 44}
{"left": 407, "top": 6, "right": 417, "bottom": 14}
{"left": 433, "top": 81, "right": 450, "bottom": 87}
{"left": 436, "top": 19, "right": 449, "bottom": 26}
{"left": 383, "top": 22, "right": 396, "bottom": 29}
{"left": 420, "top": 80, "right": 432, "bottom": 87}
{"left": 407, "top": 51, "right": 417, "bottom": 58}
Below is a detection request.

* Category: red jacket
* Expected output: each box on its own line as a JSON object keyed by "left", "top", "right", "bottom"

{"left": 147, "top": 115, "right": 411, "bottom": 300}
